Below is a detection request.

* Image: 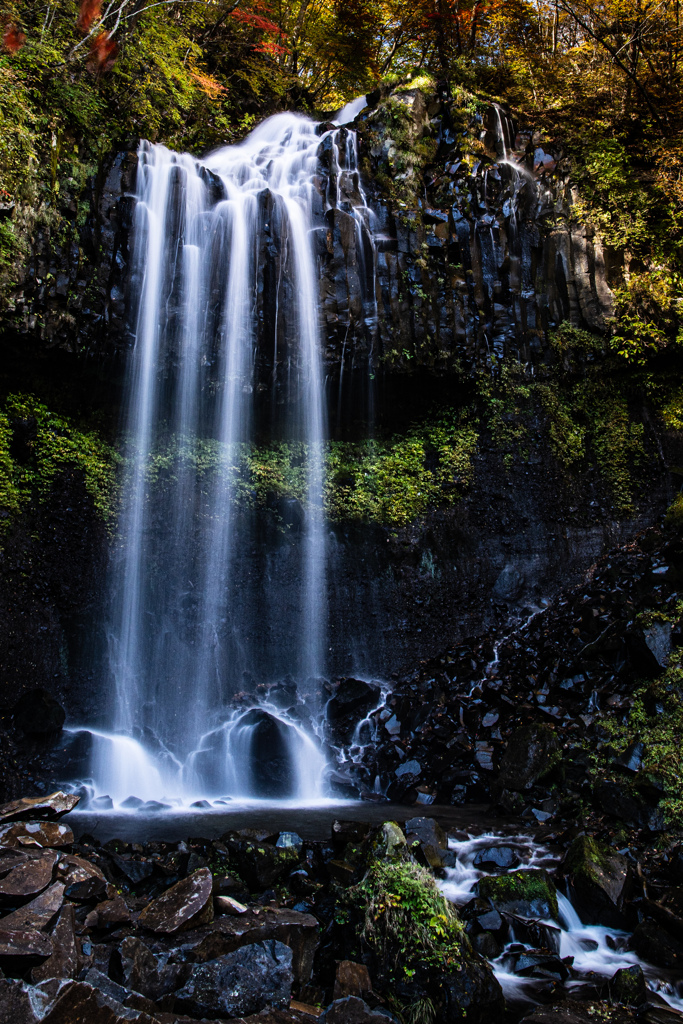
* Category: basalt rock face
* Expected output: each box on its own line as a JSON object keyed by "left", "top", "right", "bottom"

{"left": 1, "top": 151, "right": 136, "bottom": 356}
{"left": 0, "top": 89, "right": 612, "bottom": 385}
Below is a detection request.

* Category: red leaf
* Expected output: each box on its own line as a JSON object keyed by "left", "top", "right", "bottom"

{"left": 2, "top": 24, "right": 26, "bottom": 53}
{"left": 77, "top": 0, "right": 102, "bottom": 34}
{"left": 88, "top": 30, "right": 117, "bottom": 71}
{"left": 231, "top": 8, "right": 285, "bottom": 36}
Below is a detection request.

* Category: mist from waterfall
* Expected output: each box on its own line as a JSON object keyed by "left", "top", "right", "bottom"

{"left": 81, "top": 112, "right": 368, "bottom": 809}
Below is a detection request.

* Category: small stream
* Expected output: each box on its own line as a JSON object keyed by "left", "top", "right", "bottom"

{"left": 441, "top": 833, "right": 683, "bottom": 1011}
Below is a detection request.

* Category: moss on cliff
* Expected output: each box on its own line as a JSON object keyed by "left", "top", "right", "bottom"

{"left": 593, "top": 651, "right": 683, "bottom": 827}
{"left": 0, "top": 393, "right": 118, "bottom": 533}
{"left": 146, "top": 408, "right": 478, "bottom": 528}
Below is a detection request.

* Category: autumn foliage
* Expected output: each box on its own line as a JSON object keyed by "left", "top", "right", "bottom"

{"left": 77, "top": 0, "right": 102, "bottom": 34}
{"left": 2, "top": 24, "right": 26, "bottom": 53}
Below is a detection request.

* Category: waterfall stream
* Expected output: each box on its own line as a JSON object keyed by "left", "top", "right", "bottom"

{"left": 442, "top": 833, "right": 683, "bottom": 1012}
{"left": 75, "top": 111, "right": 369, "bottom": 810}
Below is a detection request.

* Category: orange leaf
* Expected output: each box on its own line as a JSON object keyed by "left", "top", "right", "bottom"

{"left": 2, "top": 24, "right": 26, "bottom": 53}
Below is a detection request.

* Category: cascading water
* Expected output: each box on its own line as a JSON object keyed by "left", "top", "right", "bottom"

{"left": 441, "top": 833, "right": 683, "bottom": 1012}
{"left": 75, "top": 112, "right": 368, "bottom": 810}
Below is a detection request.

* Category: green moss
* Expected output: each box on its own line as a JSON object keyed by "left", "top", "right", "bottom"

{"left": 563, "top": 835, "right": 614, "bottom": 882}
{"left": 592, "top": 645, "right": 683, "bottom": 826}
{"left": 0, "top": 393, "right": 118, "bottom": 534}
{"left": 353, "top": 860, "right": 465, "bottom": 980}
{"left": 537, "top": 378, "right": 647, "bottom": 513}
{"left": 478, "top": 869, "right": 558, "bottom": 919}
{"left": 145, "top": 409, "right": 478, "bottom": 528}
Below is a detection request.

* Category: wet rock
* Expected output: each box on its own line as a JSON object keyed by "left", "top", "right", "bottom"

{"left": 138, "top": 867, "right": 214, "bottom": 934}
{"left": 478, "top": 869, "right": 558, "bottom": 920}
{"left": 177, "top": 905, "right": 319, "bottom": 985}
{"left": 12, "top": 977, "right": 159, "bottom": 1023}
{"left": 0, "top": 851, "right": 57, "bottom": 902}
{"left": 492, "top": 566, "right": 524, "bottom": 601}
{"left": 333, "top": 960, "right": 373, "bottom": 1000}
{"left": 320, "top": 996, "right": 393, "bottom": 1023}
{"left": 472, "top": 931, "right": 502, "bottom": 958}
{"left": 215, "top": 895, "right": 248, "bottom": 915}
{"left": 0, "top": 927, "right": 53, "bottom": 972}
{"left": 12, "top": 690, "right": 66, "bottom": 736}
{"left": 435, "top": 956, "right": 505, "bottom": 1024}
{"left": 31, "top": 904, "right": 79, "bottom": 982}
{"left": 120, "top": 935, "right": 192, "bottom": 1001}
{"left": 0, "top": 821, "right": 74, "bottom": 849}
{"left": 65, "top": 875, "right": 108, "bottom": 902}
{"left": 562, "top": 836, "right": 631, "bottom": 928}
{"left": 495, "top": 723, "right": 559, "bottom": 792}
{"left": 56, "top": 853, "right": 108, "bottom": 891}
{"left": 631, "top": 921, "right": 683, "bottom": 970}
{"left": 643, "top": 622, "right": 672, "bottom": 669}
{"left": 594, "top": 779, "right": 664, "bottom": 832}
{"left": 608, "top": 964, "right": 648, "bottom": 1006}
{"left": 174, "top": 939, "right": 293, "bottom": 1018}
{"left": 613, "top": 740, "right": 645, "bottom": 775}
{"left": 499, "top": 948, "right": 572, "bottom": 981}
{"left": 370, "top": 822, "right": 407, "bottom": 862}
{"left": 233, "top": 710, "right": 300, "bottom": 798}
{"left": 0, "top": 882, "right": 65, "bottom": 931}
{"left": 109, "top": 852, "right": 155, "bottom": 885}
{"left": 326, "top": 679, "right": 380, "bottom": 742}
{"left": 405, "top": 817, "right": 447, "bottom": 871}
{"left": 223, "top": 834, "right": 300, "bottom": 889}
{"left": 84, "top": 894, "right": 132, "bottom": 929}
{"left": 473, "top": 845, "right": 519, "bottom": 870}
{"left": 0, "top": 792, "right": 79, "bottom": 824}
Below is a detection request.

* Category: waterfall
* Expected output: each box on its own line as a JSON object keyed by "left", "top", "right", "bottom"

{"left": 80, "top": 113, "right": 363, "bottom": 809}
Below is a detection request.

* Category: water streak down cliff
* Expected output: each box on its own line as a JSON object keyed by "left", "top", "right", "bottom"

{"left": 86, "top": 114, "right": 371, "bottom": 806}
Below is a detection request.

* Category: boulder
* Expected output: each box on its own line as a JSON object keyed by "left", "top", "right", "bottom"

{"left": 177, "top": 905, "right": 319, "bottom": 985}
{"left": 473, "top": 845, "right": 519, "bottom": 870}
{"left": 31, "top": 905, "right": 79, "bottom": 982}
{"left": 404, "top": 817, "right": 448, "bottom": 871}
{"left": 435, "top": 957, "right": 505, "bottom": 1024}
{"left": 0, "top": 882, "right": 65, "bottom": 931}
{"left": 0, "top": 851, "right": 57, "bottom": 902}
{"left": 478, "top": 869, "right": 558, "bottom": 920}
{"left": 333, "top": 960, "right": 373, "bottom": 1000}
{"left": 0, "top": 928, "right": 53, "bottom": 972}
{"left": 370, "top": 822, "right": 407, "bottom": 863}
{"left": 594, "top": 779, "right": 664, "bottom": 832}
{"left": 0, "top": 821, "right": 74, "bottom": 849}
{"left": 120, "top": 935, "right": 192, "bottom": 1001}
{"left": 12, "top": 690, "right": 66, "bottom": 736}
{"left": 223, "top": 835, "right": 300, "bottom": 889}
{"left": 608, "top": 964, "right": 648, "bottom": 1006}
{"left": 138, "top": 867, "right": 214, "bottom": 934}
{"left": 325, "top": 679, "right": 380, "bottom": 742}
{"left": 0, "top": 792, "right": 79, "bottom": 825}
{"left": 174, "top": 939, "right": 293, "bottom": 1018}
{"left": 562, "top": 836, "right": 631, "bottom": 928}
{"left": 84, "top": 895, "right": 132, "bottom": 929}
{"left": 4, "top": 977, "right": 159, "bottom": 1023}
{"left": 494, "top": 723, "right": 559, "bottom": 792}
{"left": 321, "top": 997, "right": 393, "bottom": 1023}
{"left": 631, "top": 921, "right": 683, "bottom": 970}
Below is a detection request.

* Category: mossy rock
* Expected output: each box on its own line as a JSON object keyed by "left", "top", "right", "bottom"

{"left": 477, "top": 869, "right": 558, "bottom": 920}
{"left": 562, "top": 835, "right": 631, "bottom": 928}
{"left": 350, "top": 859, "right": 503, "bottom": 1023}
{"left": 494, "top": 723, "right": 560, "bottom": 794}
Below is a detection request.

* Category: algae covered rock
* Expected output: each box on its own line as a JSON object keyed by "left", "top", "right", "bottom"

{"left": 477, "top": 869, "right": 558, "bottom": 920}
{"left": 350, "top": 855, "right": 503, "bottom": 1023}
{"left": 495, "top": 723, "right": 560, "bottom": 793}
{"left": 562, "top": 835, "right": 631, "bottom": 928}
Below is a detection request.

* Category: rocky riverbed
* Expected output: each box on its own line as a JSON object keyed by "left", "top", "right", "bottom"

{"left": 1, "top": 790, "right": 683, "bottom": 1024}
